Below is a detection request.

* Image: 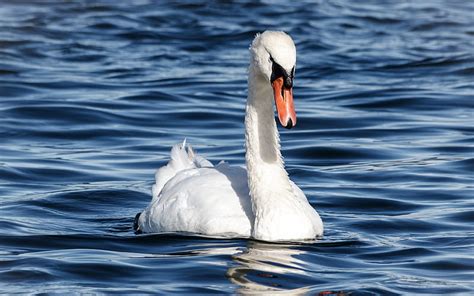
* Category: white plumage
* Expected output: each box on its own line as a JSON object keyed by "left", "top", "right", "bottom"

{"left": 136, "top": 31, "right": 323, "bottom": 242}
{"left": 139, "top": 141, "right": 253, "bottom": 237}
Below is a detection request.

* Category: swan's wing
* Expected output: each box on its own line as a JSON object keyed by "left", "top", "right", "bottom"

{"left": 152, "top": 140, "right": 213, "bottom": 201}
{"left": 187, "top": 144, "right": 213, "bottom": 168}
{"left": 141, "top": 165, "right": 252, "bottom": 237}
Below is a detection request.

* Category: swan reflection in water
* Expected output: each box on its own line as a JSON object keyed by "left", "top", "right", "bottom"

{"left": 226, "top": 241, "right": 311, "bottom": 294}
{"left": 178, "top": 240, "right": 311, "bottom": 293}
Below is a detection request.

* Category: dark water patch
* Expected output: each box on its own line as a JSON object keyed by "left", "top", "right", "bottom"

{"left": 0, "top": 165, "right": 98, "bottom": 183}
{"left": 3, "top": 105, "right": 123, "bottom": 124}
{"left": 285, "top": 145, "right": 396, "bottom": 163}
{"left": 25, "top": 189, "right": 145, "bottom": 215}
{"left": 0, "top": 267, "right": 56, "bottom": 283}
{"left": 350, "top": 218, "right": 457, "bottom": 234}
{"left": 0, "top": 233, "right": 240, "bottom": 255}
{"left": 376, "top": 54, "right": 474, "bottom": 71}
{"left": 355, "top": 247, "right": 438, "bottom": 262}
{"left": 411, "top": 20, "right": 471, "bottom": 32}
{"left": 0, "top": 83, "right": 42, "bottom": 97}
{"left": 444, "top": 210, "right": 474, "bottom": 223}
{"left": 319, "top": 195, "right": 423, "bottom": 216}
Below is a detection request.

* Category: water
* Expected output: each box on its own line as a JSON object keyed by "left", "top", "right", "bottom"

{"left": 0, "top": 0, "right": 473, "bottom": 294}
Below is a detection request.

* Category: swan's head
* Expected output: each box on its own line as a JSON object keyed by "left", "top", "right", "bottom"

{"left": 250, "top": 31, "right": 297, "bottom": 129}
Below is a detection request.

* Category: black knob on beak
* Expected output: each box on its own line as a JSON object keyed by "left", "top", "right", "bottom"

{"left": 284, "top": 76, "right": 293, "bottom": 89}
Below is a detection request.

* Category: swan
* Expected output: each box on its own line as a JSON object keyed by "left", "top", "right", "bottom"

{"left": 134, "top": 31, "right": 323, "bottom": 242}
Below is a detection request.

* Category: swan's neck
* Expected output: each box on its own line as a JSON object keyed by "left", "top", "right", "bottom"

{"left": 245, "top": 68, "right": 284, "bottom": 168}
{"left": 245, "top": 67, "right": 295, "bottom": 239}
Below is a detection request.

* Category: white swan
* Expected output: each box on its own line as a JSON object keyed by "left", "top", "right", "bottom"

{"left": 134, "top": 31, "right": 323, "bottom": 242}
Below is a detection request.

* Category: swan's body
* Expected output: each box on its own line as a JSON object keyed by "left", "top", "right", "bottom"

{"left": 136, "top": 31, "right": 323, "bottom": 242}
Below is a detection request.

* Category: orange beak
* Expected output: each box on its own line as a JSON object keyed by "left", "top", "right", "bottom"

{"left": 272, "top": 77, "right": 296, "bottom": 129}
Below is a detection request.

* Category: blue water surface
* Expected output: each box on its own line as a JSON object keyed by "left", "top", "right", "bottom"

{"left": 0, "top": 1, "right": 473, "bottom": 294}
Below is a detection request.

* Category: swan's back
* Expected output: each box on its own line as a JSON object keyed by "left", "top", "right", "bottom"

{"left": 151, "top": 141, "right": 212, "bottom": 201}
{"left": 138, "top": 143, "right": 253, "bottom": 237}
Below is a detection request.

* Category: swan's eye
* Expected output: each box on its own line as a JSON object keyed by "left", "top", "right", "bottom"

{"left": 269, "top": 55, "right": 274, "bottom": 64}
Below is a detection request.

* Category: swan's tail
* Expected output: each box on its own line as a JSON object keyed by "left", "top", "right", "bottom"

{"left": 151, "top": 139, "right": 212, "bottom": 201}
